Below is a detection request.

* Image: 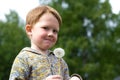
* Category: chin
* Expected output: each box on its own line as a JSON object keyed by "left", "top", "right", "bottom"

{"left": 46, "top": 45, "right": 53, "bottom": 49}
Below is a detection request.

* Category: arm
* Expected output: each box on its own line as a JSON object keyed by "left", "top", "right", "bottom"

{"left": 61, "top": 59, "right": 83, "bottom": 80}
{"left": 9, "top": 54, "right": 30, "bottom": 80}
{"left": 61, "top": 59, "right": 71, "bottom": 80}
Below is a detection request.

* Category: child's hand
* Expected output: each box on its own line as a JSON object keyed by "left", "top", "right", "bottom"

{"left": 45, "top": 75, "right": 63, "bottom": 80}
{"left": 70, "top": 74, "right": 82, "bottom": 80}
{"left": 70, "top": 76, "right": 81, "bottom": 80}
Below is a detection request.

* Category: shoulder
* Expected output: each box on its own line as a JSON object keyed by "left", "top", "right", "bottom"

{"left": 17, "top": 47, "right": 39, "bottom": 58}
{"left": 13, "top": 47, "right": 34, "bottom": 63}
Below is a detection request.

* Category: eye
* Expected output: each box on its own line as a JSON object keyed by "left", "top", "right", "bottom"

{"left": 42, "top": 27, "right": 49, "bottom": 30}
{"left": 53, "top": 29, "right": 59, "bottom": 34}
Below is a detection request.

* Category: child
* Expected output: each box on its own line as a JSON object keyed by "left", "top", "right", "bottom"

{"left": 9, "top": 5, "right": 82, "bottom": 80}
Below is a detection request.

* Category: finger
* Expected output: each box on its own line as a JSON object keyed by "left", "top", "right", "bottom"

{"left": 52, "top": 75, "right": 62, "bottom": 79}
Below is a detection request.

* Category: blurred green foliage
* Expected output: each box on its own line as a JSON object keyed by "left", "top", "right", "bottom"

{"left": 1, "top": 0, "right": 120, "bottom": 80}
{"left": 47, "top": 0, "right": 120, "bottom": 80}
{"left": 0, "top": 10, "right": 29, "bottom": 80}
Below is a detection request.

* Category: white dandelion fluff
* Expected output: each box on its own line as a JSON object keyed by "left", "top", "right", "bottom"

{"left": 53, "top": 48, "right": 65, "bottom": 58}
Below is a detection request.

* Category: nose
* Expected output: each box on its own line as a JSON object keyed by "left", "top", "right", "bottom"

{"left": 48, "top": 30, "right": 54, "bottom": 37}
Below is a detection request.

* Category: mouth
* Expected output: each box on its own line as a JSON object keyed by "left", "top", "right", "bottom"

{"left": 44, "top": 37, "right": 56, "bottom": 44}
{"left": 44, "top": 39, "right": 53, "bottom": 43}
{"left": 45, "top": 37, "right": 54, "bottom": 41}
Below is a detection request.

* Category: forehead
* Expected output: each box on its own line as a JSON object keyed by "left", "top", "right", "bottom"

{"left": 41, "top": 12, "right": 56, "bottom": 19}
{"left": 33, "top": 13, "right": 59, "bottom": 30}
{"left": 39, "top": 13, "right": 59, "bottom": 24}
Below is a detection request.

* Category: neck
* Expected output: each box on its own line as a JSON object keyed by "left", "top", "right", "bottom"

{"left": 31, "top": 44, "right": 48, "bottom": 54}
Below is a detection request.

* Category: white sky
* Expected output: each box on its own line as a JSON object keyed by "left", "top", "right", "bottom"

{"left": 0, "top": 0, "right": 39, "bottom": 21}
{"left": 0, "top": 0, "right": 120, "bottom": 22}
{"left": 109, "top": 0, "right": 120, "bottom": 14}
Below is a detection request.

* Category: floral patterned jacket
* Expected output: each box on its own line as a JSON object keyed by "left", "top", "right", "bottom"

{"left": 9, "top": 47, "right": 70, "bottom": 80}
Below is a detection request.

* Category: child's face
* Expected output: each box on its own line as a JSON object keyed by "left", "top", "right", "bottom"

{"left": 27, "top": 13, "right": 59, "bottom": 51}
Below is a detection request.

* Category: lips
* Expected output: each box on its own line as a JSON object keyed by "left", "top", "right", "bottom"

{"left": 44, "top": 38, "right": 53, "bottom": 43}
{"left": 46, "top": 37, "right": 54, "bottom": 41}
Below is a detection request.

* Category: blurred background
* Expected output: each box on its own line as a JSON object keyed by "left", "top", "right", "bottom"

{"left": 0, "top": 0, "right": 120, "bottom": 80}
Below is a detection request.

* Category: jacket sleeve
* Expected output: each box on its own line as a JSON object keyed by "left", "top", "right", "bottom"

{"left": 9, "top": 53, "right": 30, "bottom": 80}
{"left": 61, "top": 58, "right": 70, "bottom": 80}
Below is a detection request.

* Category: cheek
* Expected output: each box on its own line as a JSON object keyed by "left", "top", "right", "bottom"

{"left": 32, "top": 31, "right": 43, "bottom": 41}
{"left": 54, "top": 35, "right": 58, "bottom": 42}
{"left": 33, "top": 28, "right": 45, "bottom": 37}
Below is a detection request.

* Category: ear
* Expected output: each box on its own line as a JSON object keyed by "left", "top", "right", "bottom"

{"left": 25, "top": 24, "right": 32, "bottom": 36}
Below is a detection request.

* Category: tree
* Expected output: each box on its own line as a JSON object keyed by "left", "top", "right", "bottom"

{"left": 41, "top": 0, "right": 120, "bottom": 79}
{"left": 0, "top": 10, "right": 29, "bottom": 80}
